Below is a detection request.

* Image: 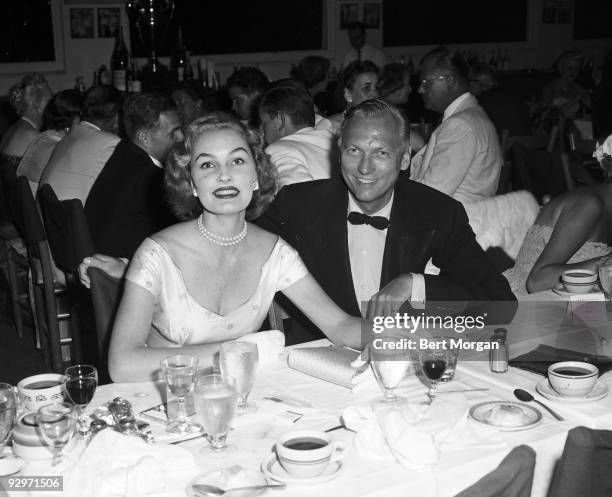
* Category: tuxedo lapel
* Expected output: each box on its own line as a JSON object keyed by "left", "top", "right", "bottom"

{"left": 380, "top": 182, "right": 436, "bottom": 288}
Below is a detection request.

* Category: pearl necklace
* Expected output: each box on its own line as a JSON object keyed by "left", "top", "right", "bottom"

{"left": 197, "top": 215, "right": 247, "bottom": 247}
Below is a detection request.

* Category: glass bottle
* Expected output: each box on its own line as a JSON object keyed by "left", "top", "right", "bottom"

{"left": 111, "top": 26, "right": 129, "bottom": 92}
{"left": 489, "top": 328, "right": 509, "bottom": 373}
{"left": 171, "top": 26, "right": 187, "bottom": 82}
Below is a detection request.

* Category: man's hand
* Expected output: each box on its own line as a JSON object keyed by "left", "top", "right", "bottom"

{"left": 78, "top": 254, "right": 128, "bottom": 288}
{"left": 366, "top": 274, "right": 413, "bottom": 320}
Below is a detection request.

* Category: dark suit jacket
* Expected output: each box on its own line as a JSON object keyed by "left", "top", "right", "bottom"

{"left": 258, "top": 174, "right": 515, "bottom": 338}
{"left": 85, "top": 139, "right": 176, "bottom": 259}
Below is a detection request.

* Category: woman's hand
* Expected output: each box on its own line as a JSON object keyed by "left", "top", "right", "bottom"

{"left": 78, "top": 254, "right": 128, "bottom": 288}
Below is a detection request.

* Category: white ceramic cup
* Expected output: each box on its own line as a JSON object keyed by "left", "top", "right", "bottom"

{"left": 548, "top": 361, "right": 598, "bottom": 397}
{"left": 17, "top": 373, "right": 65, "bottom": 412}
{"left": 276, "top": 430, "right": 347, "bottom": 478}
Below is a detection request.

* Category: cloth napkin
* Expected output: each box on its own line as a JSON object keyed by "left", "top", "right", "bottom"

{"left": 235, "top": 329, "right": 285, "bottom": 369}
{"left": 510, "top": 344, "right": 612, "bottom": 376}
{"left": 59, "top": 429, "right": 198, "bottom": 497}
{"left": 342, "top": 396, "right": 499, "bottom": 470}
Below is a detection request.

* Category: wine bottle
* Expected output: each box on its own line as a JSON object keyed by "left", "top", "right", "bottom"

{"left": 111, "top": 26, "right": 129, "bottom": 91}
{"left": 184, "top": 51, "right": 194, "bottom": 80}
{"left": 171, "top": 26, "right": 187, "bottom": 82}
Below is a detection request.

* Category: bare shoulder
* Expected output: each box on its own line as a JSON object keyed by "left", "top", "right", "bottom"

{"left": 247, "top": 223, "right": 279, "bottom": 254}
{"left": 151, "top": 220, "right": 197, "bottom": 252}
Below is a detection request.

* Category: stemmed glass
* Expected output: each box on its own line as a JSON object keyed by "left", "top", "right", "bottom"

{"left": 419, "top": 342, "right": 451, "bottom": 402}
{"left": 64, "top": 365, "right": 98, "bottom": 435}
{"left": 219, "top": 342, "right": 259, "bottom": 413}
{"left": 194, "top": 373, "right": 238, "bottom": 452}
{"left": 161, "top": 355, "right": 200, "bottom": 434}
{"left": 36, "top": 402, "right": 77, "bottom": 466}
{"left": 0, "top": 384, "right": 16, "bottom": 459}
{"left": 369, "top": 334, "right": 412, "bottom": 404}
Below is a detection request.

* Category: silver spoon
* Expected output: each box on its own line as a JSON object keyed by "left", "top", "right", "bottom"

{"left": 513, "top": 388, "right": 564, "bottom": 421}
{"left": 192, "top": 482, "right": 286, "bottom": 496}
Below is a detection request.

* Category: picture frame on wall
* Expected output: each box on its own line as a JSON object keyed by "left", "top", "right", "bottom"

{"left": 98, "top": 7, "right": 121, "bottom": 38}
{"left": 70, "top": 8, "right": 94, "bottom": 39}
{"left": 363, "top": 3, "right": 381, "bottom": 29}
{"left": 557, "top": 1, "right": 573, "bottom": 24}
{"left": 340, "top": 3, "right": 359, "bottom": 30}
{"left": 542, "top": 0, "right": 558, "bottom": 24}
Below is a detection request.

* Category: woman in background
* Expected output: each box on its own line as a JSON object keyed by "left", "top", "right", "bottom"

{"left": 17, "top": 89, "right": 82, "bottom": 196}
{"left": 0, "top": 73, "right": 52, "bottom": 167}
{"left": 108, "top": 114, "right": 364, "bottom": 382}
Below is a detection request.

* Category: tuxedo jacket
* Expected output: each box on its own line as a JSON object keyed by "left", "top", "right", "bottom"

{"left": 85, "top": 139, "right": 176, "bottom": 259}
{"left": 258, "top": 174, "right": 516, "bottom": 320}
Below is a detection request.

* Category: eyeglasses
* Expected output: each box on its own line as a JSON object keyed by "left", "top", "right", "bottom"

{"left": 419, "top": 75, "right": 449, "bottom": 90}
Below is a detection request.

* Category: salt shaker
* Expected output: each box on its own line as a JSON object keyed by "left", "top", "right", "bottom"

{"left": 489, "top": 328, "right": 509, "bottom": 373}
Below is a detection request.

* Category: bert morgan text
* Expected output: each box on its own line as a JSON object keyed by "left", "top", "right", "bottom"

{"left": 371, "top": 337, "right": 499, "bottom": 352}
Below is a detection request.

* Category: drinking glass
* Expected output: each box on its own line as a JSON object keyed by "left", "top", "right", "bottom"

{"left": 419, "top": 342, "right": 451, "bottom": 402}
{"left": 161, "top": 355, "right": 200, "bottom": 434}
{"left": 219, "top": 341, "right": 258, "bottom": 412}
{"left": 598, "top": 261, "right": 612, "bottom": 300}
{"left": 369, "top": 334, "right": 412, "bottom": 404}
{"left": 194, "top": 374, "right": 238, "bottom": 451}
{"left": 0, "top": 384, "right": 16, "bottom": 459}
{"left": 36, "top": 402, "right": 77, "bottom": 466}
{"left": 65, "top": 365, "right": 97, "bottom": 434}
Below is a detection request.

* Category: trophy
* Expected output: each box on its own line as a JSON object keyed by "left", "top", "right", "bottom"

{"left": 126, "top": 0, "right": 174, "bottom": 86}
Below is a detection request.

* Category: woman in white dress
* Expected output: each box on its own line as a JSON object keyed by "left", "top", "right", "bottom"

{"left": 504, "top": 185, "right": 612, "bottom": 296}
{"left": 109, "top": 114, "right": 365, "bottom": 382}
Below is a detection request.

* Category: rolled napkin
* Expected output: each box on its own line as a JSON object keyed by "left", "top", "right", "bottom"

{"left": 60, "top": 429, "right": 198, "bottom": 497}
{"left": 342, "top": 397, "right": 470, "bottom": 470}
{"left": 235, "top": 330, "right": 285, "bottom": 369}
{"left": 287, "top": 346, "right": 376, "bottom": 392}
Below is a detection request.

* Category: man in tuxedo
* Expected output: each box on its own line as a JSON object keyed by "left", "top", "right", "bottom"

{"left": 85, "top": 93, "right": 182, "bottom": 259}
{"left": 258, "top": 99, "right": 515, "bottom": 343}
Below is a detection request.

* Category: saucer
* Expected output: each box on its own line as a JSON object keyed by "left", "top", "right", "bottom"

{"left": 469, "top": 401, "right": 542, "bottom": 431}
{"left": 0, "top": 456, "right": 24, "bottom": 476}
{"left": 186, "top": 466, "right": 268, "bottom": 497}
{"left": 260, "top": 453, "right": 342, "bottom": 485}
{"left": 536, "top": 378, "right": 609, "bottom": 403}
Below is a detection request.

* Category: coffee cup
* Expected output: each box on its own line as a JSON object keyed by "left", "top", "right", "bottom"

{"left": 17, "top": 374, "right": 65, "bottom": 412}
{"left": 548, "top": 361, "right": 598, "bottom": 397}
{"left": 275, "top": 430, "right": 346, "bottom": 478}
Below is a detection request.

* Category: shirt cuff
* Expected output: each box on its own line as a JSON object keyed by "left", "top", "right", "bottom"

{"left": 410, "top": 273, "right": 426, "bottom": 309}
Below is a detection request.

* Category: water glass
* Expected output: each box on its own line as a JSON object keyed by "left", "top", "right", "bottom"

{"left": 161, "top": 355, "right": 200, "bottom": 434}
{"left": 194, "top": 374, "right": 237, "bottom": 451}
{"left": 65, "top": 364, "right": 97, "bottom": 435}
{"left": 219, "top": 341, "right": 259, "bottom": 411}
{"left": 0, "top": 383, "right": 16, "bottom": 458}
{"left": 36, "top": 402, "right": 77, "bottom": 466}
{"left": 369, "top": 334, "right": 412, "bottom": 403}
{"left": 598, "top": 261, "right": 612, "bottom": 300}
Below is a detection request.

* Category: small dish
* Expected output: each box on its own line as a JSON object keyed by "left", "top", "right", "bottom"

{"left": 186, "top": 466, "right": 268, "bottom": 497}
{"left": 536, "top": 379, "right": 609, "bottom": 403}
{"left": 260, "top": 453, "right": 342, "bottom": 485}
{"left": 0, "top": 456, "right": 24, "bottom": 476}
{"left": 469, "top": 401, "right": 542, "bottom": 431}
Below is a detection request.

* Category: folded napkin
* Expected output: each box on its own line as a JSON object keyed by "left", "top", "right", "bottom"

{"left": 235, "top": 329, "right": 285, "bottom": 369}
{"left": 287, "top": 346, "right": 376, "bottom": 392}
{"left": 510, "top": 344, "right": 612, "bottom": 376}
{"left": 342, "top": 397, "right": 487, "bottom": 470}
{"left": 60, "top": 429, "right": 198, "bottom": 497}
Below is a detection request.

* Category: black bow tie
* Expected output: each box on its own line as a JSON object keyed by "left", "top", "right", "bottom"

{"left": 347, "top": 211, "right": 389, "bottom": 230}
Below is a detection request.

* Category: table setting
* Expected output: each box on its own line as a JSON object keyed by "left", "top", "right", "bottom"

{"left": 1, "top": 315, "right": 612, "bottom": 497}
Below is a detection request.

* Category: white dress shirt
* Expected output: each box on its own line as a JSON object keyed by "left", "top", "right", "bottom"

{"left": 347, "top": 193, "right": 425, "bottom": 316}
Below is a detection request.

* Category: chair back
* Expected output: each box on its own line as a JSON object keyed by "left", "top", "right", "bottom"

{"left": 0, "top": 156, "right": 24, "bottom": 233}
{"left": 38, "top": 184, "right": 94, "bottom": 276}
{"left": 454, "top": 445, "right": 535, "bottom": 497}
{"left": 546, "top": 426, "right": 612, "bottom": 497}
{"left": 87, "top": 266, "right": 123, "bottom": 380}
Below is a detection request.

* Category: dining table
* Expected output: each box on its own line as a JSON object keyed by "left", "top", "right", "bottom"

{"left": 4, "top": 289, "right": 612, "bottom": 497}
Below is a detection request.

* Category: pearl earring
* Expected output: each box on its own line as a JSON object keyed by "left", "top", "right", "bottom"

{"left": 253, "top": 181, "right": 259, "bottom": 191}
{"left": 192, "top": 188, "right": 198, "bottom": 197}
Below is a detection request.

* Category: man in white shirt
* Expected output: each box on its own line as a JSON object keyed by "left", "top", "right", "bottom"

{"left": 39, "top": 85, "right": 122, "bottom": 203}
{"left": 259, "top": 80, "right": 338, "bottom": 189}
{"left": 410, "top": 47, "right": 502, "bottom": 204}
{"left": 259, "top": 99, "right": 515, "bottom": 342}
{"left": 342, "top": 22, "right": 385, "bottom": 69}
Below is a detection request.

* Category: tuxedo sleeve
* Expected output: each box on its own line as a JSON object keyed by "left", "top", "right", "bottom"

{"left": 423, "top": 202, "right": 516, "bottom": 322}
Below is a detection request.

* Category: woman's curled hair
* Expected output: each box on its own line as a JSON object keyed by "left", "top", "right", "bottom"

{"left": 165, "top": 112, "right": 277, "bottom": 221}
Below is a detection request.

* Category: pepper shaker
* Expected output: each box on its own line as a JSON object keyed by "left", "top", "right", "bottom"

{"left": 489, "top": 328, "right": 509, "bottom": 373}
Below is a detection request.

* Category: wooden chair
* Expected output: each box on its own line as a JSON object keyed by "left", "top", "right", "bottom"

{"left": 17, "top": 176, "right": 83, "bottom": 373}
{"left": 0, "top": 158, "right": 30, "bottom": 338}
